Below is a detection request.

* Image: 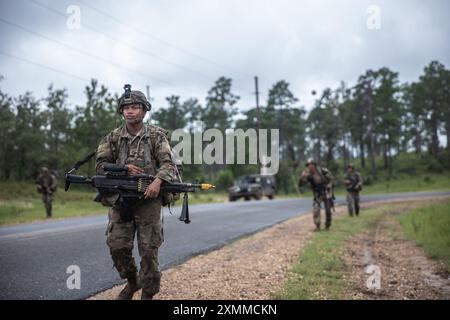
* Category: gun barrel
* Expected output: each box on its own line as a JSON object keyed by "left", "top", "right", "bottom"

{"left": 66, "top": 174, "right": 89, "bottom": 183}
{"left": 64, "top": 173, "right": 92, "bottom": 191}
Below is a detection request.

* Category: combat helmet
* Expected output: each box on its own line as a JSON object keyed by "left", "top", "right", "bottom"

{"left": 117, "top": 84, "right": 152, "bottom": 114}
{"left": 305, "top": 158, "right": 317, "bottom": 167}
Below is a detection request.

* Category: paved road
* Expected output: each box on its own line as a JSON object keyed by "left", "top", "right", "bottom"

{"left": 0, "top": 191, "right": 448, "bottom": 300}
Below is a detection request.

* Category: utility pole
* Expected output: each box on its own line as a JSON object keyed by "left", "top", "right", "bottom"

{"left": 254, "top": 76, "right": 263, "bottom": 174}
{"left": 146, "top": 85, "right": 152, "bottom": 124}
{"left": 255, "top": 76, "right": 259, "bottom": 112}
{"left": 254, "top": 76, "right": 261, "bottom": 131}
{"left": 146, "top": 85, "right": 150, "bottom": 101}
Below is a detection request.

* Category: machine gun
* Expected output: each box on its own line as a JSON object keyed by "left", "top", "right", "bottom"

{"left": 304, "top": 177, "right": 335, "bottom": 213}
{"left": 65, "top": 155, "right": 214, "bottom": 223}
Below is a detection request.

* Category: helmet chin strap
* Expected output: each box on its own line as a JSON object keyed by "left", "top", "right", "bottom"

{"left": 127, "top": 119, "right": 140, "bottom": 126}
{"left": 126, "top": 117, "right": 144, "bottom": 126}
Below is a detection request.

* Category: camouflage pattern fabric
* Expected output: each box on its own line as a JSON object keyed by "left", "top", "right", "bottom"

{"left": 36, "top": 170, "right": 57, "bottom": 218}
{"left": 299, "top": 166, "right": 334, "bottom": 229}
{"left": 344, "top": 171, "right": 363, "bottom": 216}
{"left": 96, "top": 123, "right": 176, "bottom": 296}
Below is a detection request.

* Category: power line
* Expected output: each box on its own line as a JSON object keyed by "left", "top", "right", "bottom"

{"left": 0, "top": 50, "right": 205, "bottom": 107}
{"left": 1, "top": 21, "right": 166, "bottom": 92}
{"left": 0, "top": 17, "right": 178, "bottom": 88}
{"left": 76, "top": 0, "right": 252, "bottom": 80}
{"left": 0, "top": 51, "right": 89, "bottom": 82}
{"left": 29, "top": 0, "right": 217, "bottom": 82}
{"left": 28, "top": 0, "right": 252, "bottom": 96}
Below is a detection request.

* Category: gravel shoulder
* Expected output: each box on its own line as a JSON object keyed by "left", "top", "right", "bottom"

{"left": 89, "top": 207, "right": 325, "bottom": 300}
{"left": 89, "top": 196, "right": 450, "bottom": 300}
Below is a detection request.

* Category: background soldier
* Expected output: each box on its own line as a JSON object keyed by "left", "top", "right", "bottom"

{"left": 298, "top": 159, "right": 335, "bottom": 231}
{"left": 96, "top": 84, "right": 176, "bottom": 300}
{"left": 35, "top": 167, "right": 58, "bottom": 218}
{"left": 344, "top": 164, "right": 363, "bottom": 216}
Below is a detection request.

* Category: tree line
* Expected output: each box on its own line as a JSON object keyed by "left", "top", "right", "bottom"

{"left": 0, "top": 60, "right": 449, "bottom": 193}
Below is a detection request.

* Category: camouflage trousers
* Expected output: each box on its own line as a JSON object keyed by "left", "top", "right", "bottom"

{"left": 42, "top": 193, "right": 53, "bottom": 217}
{"left": 106, "top": 198, "right": 163, "bottom": 296}
{"left": 346, "top": 191, "right": 360, "bottom": 216}
{"left": 312, "top": 194, "right": 332, "bottom": 228}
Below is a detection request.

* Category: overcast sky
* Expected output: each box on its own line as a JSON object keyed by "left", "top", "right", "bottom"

{"left": 0, "top": 0, "right": 449, "bottom": 115}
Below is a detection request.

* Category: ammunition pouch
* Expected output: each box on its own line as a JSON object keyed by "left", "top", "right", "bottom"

{"left": 117, "top": 198, "right": 136, "bottom": 222}
{"left": 161, "top": 192, "right": 174, "bottom": 207}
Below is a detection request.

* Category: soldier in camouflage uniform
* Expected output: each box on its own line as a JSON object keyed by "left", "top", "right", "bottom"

{"left": 298, "top": 159, "right": 335, "bottom": 231}
{"left": 96, "top": 85, "right": 176, "bottom": 300}
{"left": 344, "top": 164, "right": 363, "bottom": 216}
{"left": 36, "top": 167, "right": 58, "bottom": 218}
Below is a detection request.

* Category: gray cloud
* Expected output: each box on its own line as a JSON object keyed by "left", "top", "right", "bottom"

{"left": 0, "top": 0, "right": 449, "bottom": 114}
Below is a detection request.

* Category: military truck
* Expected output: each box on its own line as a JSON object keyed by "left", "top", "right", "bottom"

{"left": 228, "top": 174, "right": 276, "bottom": 201}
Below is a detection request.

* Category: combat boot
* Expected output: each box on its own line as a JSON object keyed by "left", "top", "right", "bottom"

{"left": 117, "top": 274, "right": 141, "bottom": 300}
{"left": 46, "top": 205, "right": 52, "bottom": 218}
{"left": 141, "top": 290, "right": 154, "bottom": 300}
{"left": 314, "top": 224, "right": 321, "bottom": 232}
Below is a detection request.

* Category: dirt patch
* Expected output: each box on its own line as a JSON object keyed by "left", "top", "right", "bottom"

{"left": 344, "top": 201, "right": 450, "bottom": 300}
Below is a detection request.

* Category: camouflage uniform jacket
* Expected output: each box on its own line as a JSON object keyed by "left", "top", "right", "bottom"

{"left": 95, "top": 123, "right": 176, "bottom": 185}
{"left": 344, "top": 171, "right": 363, "bottom": 191}
{"left": 36, "top": 172, "right": 57, "bottom": 194}
{"left": 298, "top": 167, "right": 334, "bottom": 195}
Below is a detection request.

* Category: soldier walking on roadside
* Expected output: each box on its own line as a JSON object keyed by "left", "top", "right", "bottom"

{"left": 298, "top": 159, "right": 335, "bottom": 231}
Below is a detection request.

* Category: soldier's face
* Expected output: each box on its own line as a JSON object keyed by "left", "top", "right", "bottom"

{"left": 347, "top": 167, "right": 353, "bottom": 173}
{"left": 123, "top": 104, "right": 146, "bottom": 125}
{"left": 308, "top": 164, "right": 316, "bottom": 173}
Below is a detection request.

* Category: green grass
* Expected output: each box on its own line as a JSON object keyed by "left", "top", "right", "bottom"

{"left": 333, "top": 172, "right": 450, "bottom": 196}
{"left": 397, "top": 199, "right": 450, "bottom": 272}
{"left": 0, "top": 181, "right": 228, "bottom": 225}
{"left": 274, "top": 205, "right": 391, "bottom": 300}
{"left": 1, "top": 171, "right": 449, "bottom": 225}
{"left": 275, "top": 199, "right": 450, "bottom": 299}
{"left": 280, "top": 172, "right": 450, "bottom": 198}
{"left": 0, "top": 181, "right": 105, "bottom": 225}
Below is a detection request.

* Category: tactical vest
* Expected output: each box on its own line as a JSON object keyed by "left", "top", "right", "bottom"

{"left": 346, "top": 172, "right": 362, "bottom": 191}
{"left": 107, "top": 124, "right": 180, "bottom": 206}
{"left": 108, "top": 124, "right": 168, "bottom": 176}
{"left": 307, "top": 167, "right": 330, "bottom": 195}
